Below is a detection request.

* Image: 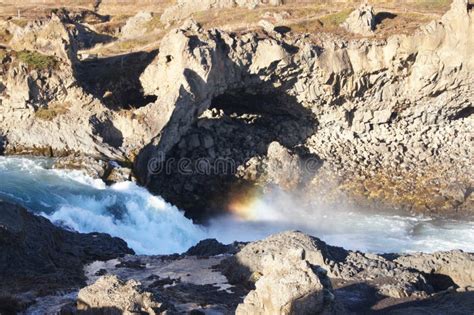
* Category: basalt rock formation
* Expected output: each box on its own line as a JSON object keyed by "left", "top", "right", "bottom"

{"left": 0, "top": 13, "right": 155, "bottom": 162}
{"left": 135, "top": 0, "right": 473, "bottom": 215}
{"left": 341, "top": 3, "right": 377, "bottom": 36}
{"left": 0, "top": 0, "right": 473, "bottom": 216}
{"left": 225, "top": 231, "right": 434, "bottom": 299}
{"left": 77, "top": 275, "right": 167, "bottom": 314}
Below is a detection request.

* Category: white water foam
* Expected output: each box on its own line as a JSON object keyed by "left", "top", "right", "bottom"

{"left": 45, "top": 182, "right": 206, "bottom": 254}
{"left": 1, "top": 156, "right": 473, "bottom": 254}
{"left": 0, "top": 156, "right": 205, "bottom": 255}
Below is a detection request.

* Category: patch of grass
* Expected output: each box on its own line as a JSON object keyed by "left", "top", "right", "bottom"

{"left": 35, "top": 102, "right": 71, "bottom": 121}
{"left": 288, "top": 8, "right": 353, "bottom": 35}
{"left": 0, "top": 28, "right": 13, "bottom": 44}
{"left": 192, "top": 7, "right": 262, "bottom": 28}
{"left": 146, "top": 15, "right": 164, "bottom": 32}
{"left": 319, "top": 9, "right": 353, "bottom": 28}
{"left": 10, "top": 18, "right": 29, "bottom": 28}
{"left": 116, "top": 39, "right": 148, "bottom": 51}
{"left": 289, "top": 19, "right": 324, "bottom": 33}
{"left": 17, "top": 50, "right": 58, "bottom": 70}
{"left": 374, "top": 12, "right": 433, "bottom": 37}
{"left": 414, "top": 0, "right": 451, "bottom": 10}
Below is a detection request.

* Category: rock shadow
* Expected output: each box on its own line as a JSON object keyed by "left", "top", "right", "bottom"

{"left": 373, "top": 291, "right": 474, "bottom": 314}
{"left": 74, "top": 23, "right": 116, "bottom": 50}
{"left": 375, "top": 12, "right": 397, "bottom": 25}
{"left": 70, "top": 306, "right": 123, "bottom": 314}
{"left": 334, "top": 282, "right": 382, "bottom": 313}
{"left": 90, "top": 116, "right": 124, "bottom": 148}
{"left": 147, "top": 85, "right": 318, "bottom": 220}
{"left": 0, "top": 135, "right": 5, "bottom": 155}
{"left": 73, "top": 50, "right": 158, "bottom": 110}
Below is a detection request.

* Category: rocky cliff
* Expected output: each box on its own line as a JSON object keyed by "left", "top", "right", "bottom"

{"left": 135, "top": 0, "right": 473, "bottom": 214}
{"left": 0, "top": 0, "right": 472, "bottom": 216}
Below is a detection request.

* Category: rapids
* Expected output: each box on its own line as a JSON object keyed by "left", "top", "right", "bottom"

{"left": 1, "top": 156, "right": 473, "bottom": 254}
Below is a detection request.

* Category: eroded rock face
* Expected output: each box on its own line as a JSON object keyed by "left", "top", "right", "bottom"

{"left": 77, "top": 275, "right": 166, "bottom": 314}
{"left": 0, "top": 1, "right": 472, "bottom": 213}
{"left": 136, "top": 0, "right": 473, "bottom": 213}
{"left": 120, "top": 11, "right": 154, "bottom": 39}
{"left": 341, "top": 3, "right": 376, "bottom": 36}
{"left": 225, "top": 231, "right": 432, "bottom": 299}
{"left": 0, "top": 15, "right": 152, "bottom": 163}
{"left": 9, "top": 14, "right": 77, "bottom": 63}
{"left": 236, "top": 249, "right": 338, "bottom": 315}
{"left": 395, "top": 251, "right": 474, "bottom": 289}
{"left": 136, "top": 19, "right": 291, "bottom": 182}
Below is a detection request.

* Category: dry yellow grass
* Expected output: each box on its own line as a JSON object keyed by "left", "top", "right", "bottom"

{"left": 0, "top": 49, "right": 7, "bottom": 61}
{"left": 0, "top": 28, "right": 13, "bottom": 44}
{"left": 188, "top": 0, "right": 445, "bottom": 39}
{"left": 35, "top": 102, "right": 71, "bottom": 121}
{"left": 145, "top": 15, "right": 165, "bottom": 32}
{"left": 2, "top": 0, "right": 452, "bottom": 58}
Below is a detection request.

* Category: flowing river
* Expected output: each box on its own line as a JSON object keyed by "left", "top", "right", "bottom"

{"left": 1, "top": 156, "right": 473, "bottom": 255}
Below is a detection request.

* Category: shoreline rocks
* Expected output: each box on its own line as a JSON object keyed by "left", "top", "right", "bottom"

{"left": 17, "top": 229, "right": 473, "bottom": 314}
{"left": 77, "top": 275, "right": 167, "bottom": 314}
{"left": 0, "top": 200, "right": 133, "bottom": 312}
{"left": 235, "top": 249, "right": 340, "bottom": 315}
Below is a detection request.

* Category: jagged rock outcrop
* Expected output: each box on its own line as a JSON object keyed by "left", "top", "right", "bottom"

{"left": 0, "top": 200, "right": 133, "bottom": 297}
{"left": 136, "top": 0, "right": 473, "bottom": 213}
{"left": 394, "top": 250, "right": 474, "bottom": 289}
{"left": 236, "top": 248, "right": 339, "bottom": 315}
{"left": 9, "top": 14, "right": 77, "bottom": 63}
{"left": 185, "top": 238, "right": 239, "bottom": 256}
{"left": 0, "top": 15, "right": 152, "bottom": 162}
{"left": 263, "top": 141, "right": 305, "bottom": 190}
{"left": 77, "top": 275, "right": 166, "bottom": 314}
{"left": 341, "top": 3, "right": 376, "bottom": 36}
{"left": 53, "top": 154, "right": 134, "bottom": 183}
{"left": 120, "top": 11, "right": 155, "bottom": 39}
{"left": 225, "top": 231, "right": 432, "bottom": 298}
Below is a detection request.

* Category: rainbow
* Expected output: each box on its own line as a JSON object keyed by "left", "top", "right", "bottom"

{"left": 227, "top": 187, "right": 275, "bottom": 221}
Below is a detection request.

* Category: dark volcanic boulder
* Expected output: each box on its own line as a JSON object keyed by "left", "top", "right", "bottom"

{"left": 185, "top": 238, "right": 238, "bottom": 257}
{"left": 0, "top": 200, "right": 133, "bottom": 297}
